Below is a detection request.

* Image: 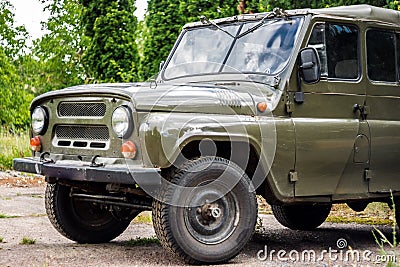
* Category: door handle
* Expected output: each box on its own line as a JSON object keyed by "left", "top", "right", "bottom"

{"left": 353, "top": 104, "right": 368, "bottom": 120}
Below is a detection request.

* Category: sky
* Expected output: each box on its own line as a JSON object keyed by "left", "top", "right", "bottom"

{"left": 10, "top": 0, "right": 148, "bottom": 41}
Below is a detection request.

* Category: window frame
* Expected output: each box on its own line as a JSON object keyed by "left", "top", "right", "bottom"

{"left": 306, "top": 21, "right": 361, "bottom": 82}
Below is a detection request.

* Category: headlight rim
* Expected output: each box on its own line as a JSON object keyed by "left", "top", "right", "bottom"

{"left": 31, "top": 106, "right": 48, "bottom": 135}
{"left": 111, "top": 105, "right": 134, "bottom": 139}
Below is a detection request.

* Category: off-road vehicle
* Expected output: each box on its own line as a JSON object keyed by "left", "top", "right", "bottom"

{"left": 14, "top": 4, "right": 400, "bottom": 264}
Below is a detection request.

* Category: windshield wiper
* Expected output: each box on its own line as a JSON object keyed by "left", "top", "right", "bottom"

{"left": 200, "top": 15, "right": 235, "bottom": 39}
{"left": 236, "top": 8, "right": 288, "bottom": 39}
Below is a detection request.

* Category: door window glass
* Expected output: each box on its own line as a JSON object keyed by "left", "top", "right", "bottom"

{"left": 308, "top": 23, "right": 359, "bottom": 80}
{"left": 367, "top": 29, "right": 396, "bottom": 82}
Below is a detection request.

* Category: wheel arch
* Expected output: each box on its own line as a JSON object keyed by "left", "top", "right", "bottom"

{"left": 162, "top": 136, "right": 280, "bottom": 204}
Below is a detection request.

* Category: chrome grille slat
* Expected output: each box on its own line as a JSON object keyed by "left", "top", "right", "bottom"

{"left": 55, "top": 125, "right": 109, "bottom": 140}
{"left": 58, "top": 102, "right": 106, "bottom": 117}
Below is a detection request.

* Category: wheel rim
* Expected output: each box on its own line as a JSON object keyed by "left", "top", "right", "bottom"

{"left": 183, "top": 181, "right": 240, "bottom": 245}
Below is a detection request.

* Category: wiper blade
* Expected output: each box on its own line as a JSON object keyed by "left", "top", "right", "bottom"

{"left": 200, "top": 15, "right": 235, "bottom": 39}
{"left": 236, "top": 8, "right": 288, "bottom": 39}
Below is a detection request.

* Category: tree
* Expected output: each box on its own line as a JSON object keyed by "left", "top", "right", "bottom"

{"left": 0, "top": 0, "right": 28, "bottom": 57}
{"left": 140, "top": 0, "right": 183, "bottom": 80}
{"left": 80, "top": 0, "right": 140, "bottom": 82}
{"left": 0, "top": 1, "right": 32, "bottom": 129}
{"left": 178, "top": 0, "right": 238, "bottom": 23}
{"left": 31, "top": 0, "right": 85, "bottom": 94}
{"left": 0, "top": 47, "right": 33, "bottom": 129}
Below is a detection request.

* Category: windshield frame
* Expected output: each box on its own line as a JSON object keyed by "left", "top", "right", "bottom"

{"left": 160, "top": 15, "right": 305, "bottom": 83}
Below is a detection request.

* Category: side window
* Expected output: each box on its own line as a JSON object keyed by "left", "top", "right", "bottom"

{"left": 398, "top": 33, "right": 400, "bottom": 81}
{"left": 367, "top": 29, "right": 396, "bottom": 82}
{"left": 308, "top": 23, "right": 359, "bottom": 80}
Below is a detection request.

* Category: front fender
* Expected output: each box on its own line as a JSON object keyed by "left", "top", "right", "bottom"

{"left": 139, "top": 112, "right": 273, "bottom": 169}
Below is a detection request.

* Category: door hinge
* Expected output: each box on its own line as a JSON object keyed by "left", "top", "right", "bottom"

{"left": 286, "top": 101, "right": 293, "bottom": 113}
{"left": 289, "top": 171, "right": 298, "bottom": 182}
{"left": 364, "top": 169, "right": 373, "bottom": 180}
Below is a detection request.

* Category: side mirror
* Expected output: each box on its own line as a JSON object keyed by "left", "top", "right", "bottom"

{"left": 299, "top": 47, "right": 321, "bottom": 84}
{"left": 159, "top": 61, "right": 165, "bottom": 72}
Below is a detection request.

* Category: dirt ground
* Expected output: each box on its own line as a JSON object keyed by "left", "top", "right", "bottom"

{"left": 0, "top": 171, "right": 399, "bottom": 266}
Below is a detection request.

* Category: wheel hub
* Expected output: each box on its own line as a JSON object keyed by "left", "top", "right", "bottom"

{"left": 184, "top": 188, "right": 239, "bottom": 245}
{"left": 197, "top": 203, "right": 222, "bottom": 223}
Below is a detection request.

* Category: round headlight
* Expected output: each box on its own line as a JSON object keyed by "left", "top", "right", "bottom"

{"left": 31, "top": 106, "right": 47, "bottom": 134}
{"left": 112, "top": 106, "right": 133, "bottom": 138}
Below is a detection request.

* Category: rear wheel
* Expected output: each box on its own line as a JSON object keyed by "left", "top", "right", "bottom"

{"left": 45, "top": 183, "right": 139, "bottom": 243}
{"left": 272, "top": 203, "right": 331, "bottom": 230}
{"left": 152, "top": 157, "right": 257, "bottom": 264}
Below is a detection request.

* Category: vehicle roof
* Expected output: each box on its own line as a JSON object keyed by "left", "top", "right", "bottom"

{"left": 184, "top": 5, "right": 400, "bottom": 29}
{"left": 311, "top": 5, "right": 400, "bottom": 25}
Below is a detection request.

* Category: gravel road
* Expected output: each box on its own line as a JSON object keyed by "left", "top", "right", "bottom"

{"left": 0, "top": 184, "right": 398, "bottom": 266}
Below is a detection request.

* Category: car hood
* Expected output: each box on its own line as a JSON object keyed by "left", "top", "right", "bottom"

{"left": 31, "top": 82, "right": 269, "bottom": 115}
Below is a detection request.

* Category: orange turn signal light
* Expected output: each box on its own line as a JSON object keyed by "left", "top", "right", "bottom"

{"left": 30, "top": 136, "right": 41, "bottom": 152}
{"left": 257, "top": 102, "right": 267, "bottom": 113}
{"left": 121, "top": 141, "right": 137, "bottom": 159}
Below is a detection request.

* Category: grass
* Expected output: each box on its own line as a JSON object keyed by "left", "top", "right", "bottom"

{"left": 327, "top": 202, "right": 393, "bottom": 226}
{"left": 0, "top": 213, "right": 19, "bottom": 219}
{"left": 0, "top": 237, "right": 3, "bottom": 243}
{"left": 125, "top": 237, "right": 160, "bottom": 246}
{"left": 0, "top": 129, "right": 30, "bottom": 170}
{"left": 20, "top": 237, "right": 36, "bottom": 245}
{"left": 132, "top": 212, "right": 152, "bottom": 224}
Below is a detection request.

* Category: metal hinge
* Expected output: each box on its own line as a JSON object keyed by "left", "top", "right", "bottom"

{"left": 289, "top": 171, "right": 298, "bottom": 182}
{"left": 364, "top": 169, "right": 373, "bottom": 180}
{"left": 286, "top": 101, "right": 294, "bottom": 113}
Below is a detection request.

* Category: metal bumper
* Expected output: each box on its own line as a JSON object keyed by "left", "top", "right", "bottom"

{"left": 13, "top": 157, "right": 161, "bottom": 186}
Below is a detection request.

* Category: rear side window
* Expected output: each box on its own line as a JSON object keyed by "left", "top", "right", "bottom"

{"left": 398, "top": 33, "right": 400, "bottom": 81}
{"left": 366, "top": 29, "right": 397, "bottom": 82}
{"left": 308, "top": 23, "right": 359, "bottom": 80}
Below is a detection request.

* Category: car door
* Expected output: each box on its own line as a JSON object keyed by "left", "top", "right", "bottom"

{"left": 365, "top": 28, "right": 400, "bottom": 192}
{"left": 292, "top": 21, "right": 369, "bottom": 197}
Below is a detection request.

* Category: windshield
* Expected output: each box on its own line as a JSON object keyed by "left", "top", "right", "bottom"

{"left": 163, "top": 16, "right": 304, "bottom": 80}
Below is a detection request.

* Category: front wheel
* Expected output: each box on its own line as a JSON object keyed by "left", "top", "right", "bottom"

{"left": 45, "top": 183, "right": 138, "bottom": 243}
{"left": 272, "top": 203, "right": 331, "bottom": 230}
{"left": 152, "top": 157, "right": 257, "bottom": 264}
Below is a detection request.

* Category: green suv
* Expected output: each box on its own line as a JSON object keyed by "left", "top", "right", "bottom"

{"left": 14, "top": 4, "right": 400, "bottom": 264}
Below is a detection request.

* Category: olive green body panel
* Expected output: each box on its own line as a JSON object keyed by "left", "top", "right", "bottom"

{"left": 139, "top": 112, "right": 296, "bottom": 200}
{"left": 367, "top": 83, "right": 400, "bottom": 192}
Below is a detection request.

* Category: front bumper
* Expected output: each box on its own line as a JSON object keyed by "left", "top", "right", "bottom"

{"left": 13, "top": 157, "right": 161, "bottom": 187}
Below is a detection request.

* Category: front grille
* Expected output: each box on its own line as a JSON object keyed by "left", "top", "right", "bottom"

{"left": 55, "top": 125, "right": 109, "bottom": 140}
{"left": 58, "top": 102, "right": 106, "bottom": 117}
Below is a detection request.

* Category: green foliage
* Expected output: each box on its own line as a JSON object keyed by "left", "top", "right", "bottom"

{"left": 0, "top": 0, "right": 28, "bottom": 57}
{"left": 140, "top": 0, "right": 183, "bottom": 80}
{"left": 32, "top": 0, "right": 86, "bottom": 94}
{"left": 81, "top": 0, "right": 140, "bottom": 82}
{"left": 179, "top": 0, "right": 238, "bottom": 23}
{"left": 0, "top": 129, "right": 30, "bottom": 170}
{"left": 0, "top": 1, "right": 32, "bottom": 130}
{"left": 0, "top": 213, "right": 19, "bottom": 219}
{"left": 387, "top": 0, "right": 400, "bottom": 10}
{"left": 20, "top": 237, "right": 36, "bottom": 245}
{"left": 0, "top": 47, "right": 33, "bottom": 129}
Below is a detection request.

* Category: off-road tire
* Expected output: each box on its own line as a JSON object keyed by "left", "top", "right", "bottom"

{"left": 272, "top": 203, "right": 331, "bottom": 230}
{"left": 45, "top": 183, "right": 137, "bottom": 243}
{"left": 152, "top": 157, "right": 257, "bottom": 264}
